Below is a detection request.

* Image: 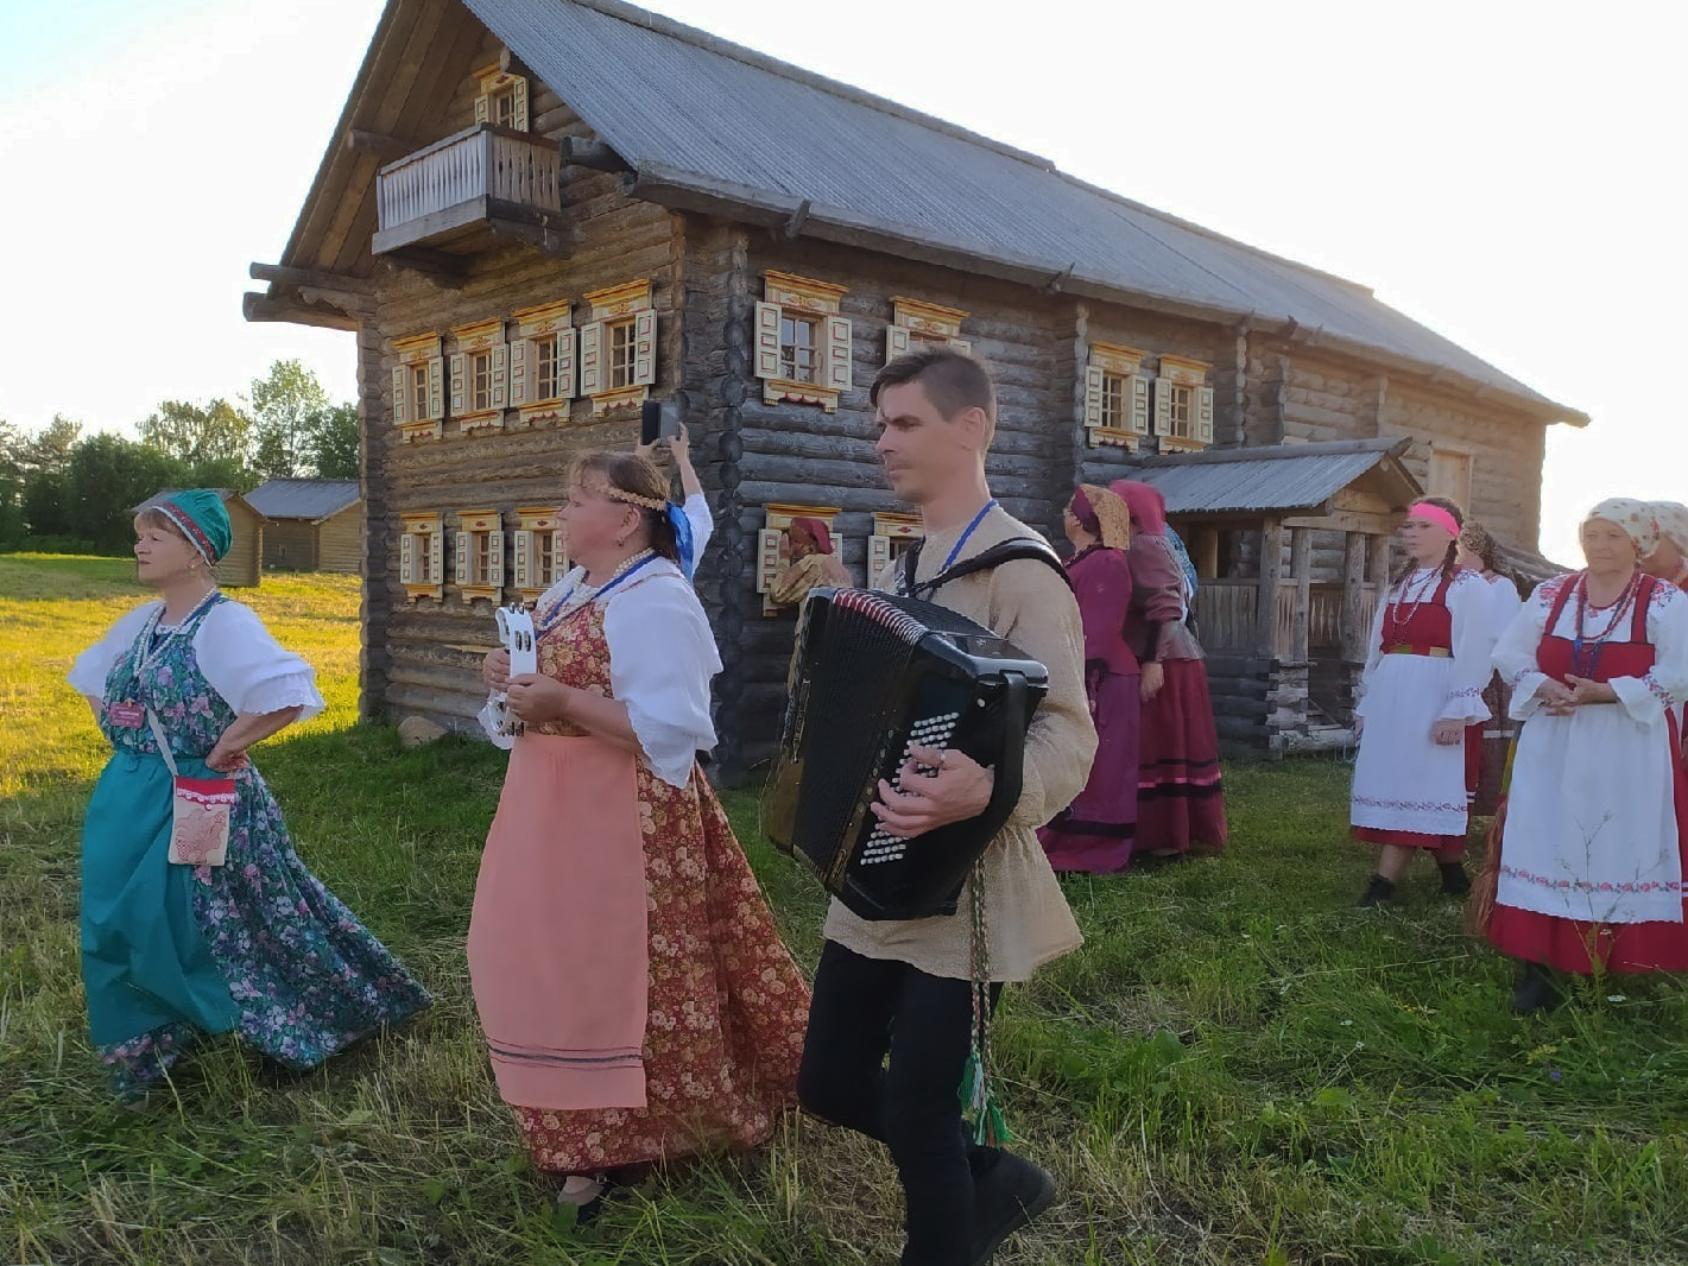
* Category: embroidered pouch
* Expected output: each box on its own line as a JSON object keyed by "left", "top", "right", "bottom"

{"left": 146, "top": 708, "right": 236, "bottom": 867}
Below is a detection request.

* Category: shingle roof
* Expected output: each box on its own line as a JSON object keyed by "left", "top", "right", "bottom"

{"left": 461, "top": 0, "right": 1584, "bottom": 424}
{"left": 1125, "top": 438, "right": 1420, "bottom": 516}
{"left": 245, "top": 478, "right": 361, "bottom": 522}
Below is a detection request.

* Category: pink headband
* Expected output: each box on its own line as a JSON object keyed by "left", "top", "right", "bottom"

{"left": 1407, "top": 502, "right": 1460, "bottom": 540}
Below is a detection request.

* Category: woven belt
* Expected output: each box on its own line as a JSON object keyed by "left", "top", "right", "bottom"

{"left": 1383, "top": 644, "right": 1451, "bottom": 658}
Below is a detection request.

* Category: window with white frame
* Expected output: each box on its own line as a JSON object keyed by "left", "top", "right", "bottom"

{"left": 1082, "top": 342, "right": 1150, "bottom": 449}
{"left": 398, "top": 511, "right": 445, "bottom": 601}
{"left": 450, "top": 318, "right": 508, "bottom": 434}
{"left": 1154, "top": 355, "right": 1214, "bottom": 451}
{"left": 755, "top": 270, "right": 853, "bottom": 412}
{"left": 391, "top": 334, "right": 445, "bottom": 443}
{"left": 513, "top": 506, "right": 568, "bottom": 599}
{"left": 509, "top": 300, "right": 577, "bottom": 427}
{"left": 453, "top": 508, "right": 504, "bottom": 603}
{"left": 474, "top": 67, "right": 529, "bottom": 132}
{"left": 578, "top": 281, "right": 656, "bottom": 416}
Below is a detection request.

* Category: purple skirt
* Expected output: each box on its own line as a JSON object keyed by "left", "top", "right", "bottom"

{"left": 1039, "top": 669, "right": 1140, "bottom": 873}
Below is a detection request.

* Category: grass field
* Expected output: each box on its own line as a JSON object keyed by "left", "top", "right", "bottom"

{"left": 4, "top": 553, "right": 1687, "bottom": 1265}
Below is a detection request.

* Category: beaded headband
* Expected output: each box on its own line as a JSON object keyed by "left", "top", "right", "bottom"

{"left": 603, "top": 485, "right": 668, "bottom": 512}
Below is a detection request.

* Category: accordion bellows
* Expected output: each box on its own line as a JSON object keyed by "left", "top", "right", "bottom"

{"left": 765, "top": 588, "right": 1049, "bottom": 921}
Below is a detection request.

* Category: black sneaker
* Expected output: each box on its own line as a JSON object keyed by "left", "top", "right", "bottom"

{"left": 1358, "top": 875, "right": 1396, "bottom": 907}
{"left": 970, "top": 1151, "right": 1056, "bottom": 1265}
{"left": 1511, "top": 961, "right": 1562, "bottom": 1015}
{"left": 1438, "top": 861, "right": 1472, "bottom": 896}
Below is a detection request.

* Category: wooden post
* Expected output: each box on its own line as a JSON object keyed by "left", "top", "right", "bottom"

{"left": 1256, "top": 517, "right": 1285, "bottom": 656}
{"left": 1341, "top": 531, "right": 1367, "bottom": 662}
{"left": 1289, "top": 527, "right": 1312, "bottom": 664}
{"left": 1195, "top": 525, "right": 1220, "bottom": 579}
{"left": 1368, "top": 531, "right": 1391, "bottom": 594}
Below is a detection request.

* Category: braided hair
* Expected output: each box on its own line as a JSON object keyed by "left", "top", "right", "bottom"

{"left": 568, "top": 450, "right": 680, "bottom": 562}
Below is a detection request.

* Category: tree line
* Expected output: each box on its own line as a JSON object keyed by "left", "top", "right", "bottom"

{"left": 0, "top": 360, "right": 356, "bottom": 555}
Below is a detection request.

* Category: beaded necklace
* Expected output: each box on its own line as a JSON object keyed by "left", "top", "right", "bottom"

{"left": 535, "top": 549, "right": 657, "bottom": 636}
{"left": 1384, "top": 565, "right": 1442, "bottom": 640}
{"left": 1570, "top": 570, "right": 1641, "bottom": 678}
{"left": 129, "top": 587, "right": 222, "bottom": 677}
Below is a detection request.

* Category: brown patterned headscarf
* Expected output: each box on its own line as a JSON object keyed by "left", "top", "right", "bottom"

{"left": 1070, "top": 484, "right": 1132, "bottom": 551}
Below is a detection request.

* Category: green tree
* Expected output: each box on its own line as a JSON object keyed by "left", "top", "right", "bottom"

{"left": 250, "top": 360, "right": 328, "bottom": 479}
{"left": 307, "top": 402, "right": 360, "bottom": 479}
{"left": 65, "top": 434, "right": 187, "bottom": 554}
{"left": 17, "top": 414, "right": 83, "bottom": 538}
{"left": 139, "top": 398, "right": 253, "bottom": 466}
{"left": 0, "top": 419, "right": 26, "bottom": 547}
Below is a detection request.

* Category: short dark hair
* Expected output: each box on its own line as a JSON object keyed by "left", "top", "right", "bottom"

{"left": 870, "top": 348, "right": 997, "bottom": 440}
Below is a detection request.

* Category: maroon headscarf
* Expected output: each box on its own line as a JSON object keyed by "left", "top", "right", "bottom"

{"left": 1070, "top": 486, "right": 1100, "bottom": 535}
{"left": 790, "top": 517, "right": 834, "bottom": 555}
{"left": 1112, "top": 480, "right": 1167, "bottom": 536}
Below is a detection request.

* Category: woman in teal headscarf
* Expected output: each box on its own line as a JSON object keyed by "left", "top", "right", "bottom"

{"left": 68, "top": 490, "right": 430, "bottom": 1096}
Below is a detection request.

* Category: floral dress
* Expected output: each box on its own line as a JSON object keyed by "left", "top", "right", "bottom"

{"left": 72, "top": 594, "right": 430, "bottom": 1096}
{"left": 468, "top": 564, "right": 810, "bottom": 1173}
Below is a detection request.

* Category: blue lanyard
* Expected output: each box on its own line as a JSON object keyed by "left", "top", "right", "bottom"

{"left": 941, "top": 500, "right": 998, "bottom": 572}
{"left": 536, "top": 552, "right": 657, "bottom": 635}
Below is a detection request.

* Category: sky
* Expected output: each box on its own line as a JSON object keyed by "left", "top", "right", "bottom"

{"left": 1, "top": 0, "right": 1683, "bottom": 561}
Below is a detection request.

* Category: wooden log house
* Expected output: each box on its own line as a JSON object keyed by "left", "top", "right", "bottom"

{"left": 245, "top": 0, "right": 1587, "bottom": 774}
{"left": 246, "top": 478, "right": 363, "bottom": 573}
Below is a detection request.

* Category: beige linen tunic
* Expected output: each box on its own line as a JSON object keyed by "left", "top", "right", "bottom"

{"left": 822, "top": 504, "right": 1095, "bottom": 982}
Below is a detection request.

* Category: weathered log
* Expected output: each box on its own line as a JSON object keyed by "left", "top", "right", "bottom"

{"left": 559, "top": 135, "right": 632, "bottom": 173}
{"left": 241, "top": 292, "right": 359, "bottom": 332}
{"left": 344, "top": 128, "right": 415, "bottom": 161}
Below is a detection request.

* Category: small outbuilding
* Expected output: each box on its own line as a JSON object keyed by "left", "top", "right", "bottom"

{"left": 246, "top": 478, "right": 362, "bottom": 573}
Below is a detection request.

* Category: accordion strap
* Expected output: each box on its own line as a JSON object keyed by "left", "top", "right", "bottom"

{"left": 899, "top": 536, "right": 1073, "bottom": 600}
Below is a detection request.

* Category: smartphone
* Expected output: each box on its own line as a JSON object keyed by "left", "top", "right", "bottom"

{"left": 640, "top": 398, "right": 682, "bottom": 445}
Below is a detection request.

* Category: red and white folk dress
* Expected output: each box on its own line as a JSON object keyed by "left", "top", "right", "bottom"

{"left": 468, "top": 557, "right": 810, "bottom": 1173}
{"left": 1350, "top": 567, "right": 1495, "bottom": 856}
{"left": 1488, "top": 573, "right": 1688, "bottom": 974}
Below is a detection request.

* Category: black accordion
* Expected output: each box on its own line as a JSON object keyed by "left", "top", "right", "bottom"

{"left": 765, "top": 587, "right": 1049, "bottom": 922}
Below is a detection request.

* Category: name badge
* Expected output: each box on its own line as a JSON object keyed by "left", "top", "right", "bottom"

{"left": 107, "top": 702, "right": 145, "bottom": 729}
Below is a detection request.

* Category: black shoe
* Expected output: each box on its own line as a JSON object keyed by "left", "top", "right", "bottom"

{"left": 970, "top": 1151, "right": 1056, "bottom": 1265}
{"left": 1511, "top": 961, "right": 1562, "bottom": 1015}
{"left": 1359, "top": 875, "right": 1396, "bottom": 907}
{"left": 1438, "top": 861, "right": 1472, "bottom": 896}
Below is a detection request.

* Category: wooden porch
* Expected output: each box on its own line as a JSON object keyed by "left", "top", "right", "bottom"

{"left": 373, "top": 124, "right": 565, "bottom": 257}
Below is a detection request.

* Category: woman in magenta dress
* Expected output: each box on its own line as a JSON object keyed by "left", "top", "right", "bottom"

{"left": 1039, "top": 483, "right": 1139, "bottom": 873}
{"left": 1114, "top": 480, "right": 1228, "bottom": 857}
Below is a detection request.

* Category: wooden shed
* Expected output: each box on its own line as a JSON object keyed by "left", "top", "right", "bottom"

{"left": 241, "top": 0, "right": 1588, "bottom": 777}
{"left": 131, "top": 490, "right": 266, "bottom": 588}
{"left": 246, "top": 479, "right": 363, "bottom": 573}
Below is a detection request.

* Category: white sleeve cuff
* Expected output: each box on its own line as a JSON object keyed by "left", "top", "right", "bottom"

{"left": 1509, "top": 672, "right": 1551, "bottom": 720}
{"left": 1611, "top": 675, "right": 1667, "bottom": 726}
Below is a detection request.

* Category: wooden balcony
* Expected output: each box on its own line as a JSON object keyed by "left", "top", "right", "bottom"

{"left": 373, "top": 125, "right": 564, "bottom": 258}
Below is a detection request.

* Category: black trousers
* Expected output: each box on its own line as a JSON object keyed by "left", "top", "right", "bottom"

{"left": 797, "top": 939, "right": 1002, "bottom": 1266}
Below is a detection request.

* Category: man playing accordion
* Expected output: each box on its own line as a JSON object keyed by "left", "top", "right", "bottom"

{"left": 795, "top": 349, "right": 1096, "bottom": 1265}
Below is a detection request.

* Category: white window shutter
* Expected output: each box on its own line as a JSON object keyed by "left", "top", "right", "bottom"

{"left": 755, "top": 527, "right": 783, "bottom": 593}
{"left": 426, "top": 357, "right": 445, "bottom": 421}
{"left": 490, "top": 342, "right": 509, "bottom": 410}
{"left": 558, "top": 328, "right": 578, "bottom": 399}
{"left": 449, "top": 354, "right": 467, "bottom": 416}
{"left": 754, "top": 302, "right": 782, "bottom": 380}
{"left": 428, "top": 531, "right": 443, "bottom": 583}
{"left": 579, "top": 321, "right": 605, "bottom": 396}
{"left": 488, "top": 530, "right": 505, "bottom": 587}
{"left": 886, "top": 324, "right": 911, "bottom": 365}
{"left": 551, "top": 529, "right": 567, "bottom": 581}
{"left": 399, "top": 532, "right": 415, "bottom": 584}
{"left": 512, "top": 78, "right": 529, "bottom": 131}
{"left": 474, "top": 94, "right": 489, "bottom": 125}
{"left": 1083, "top": 365, "right": 1105, "bottom": 430}
{"left": 868, "top": 535, "right": 891, "bottom": 588}
{"left": 948, "top": 337, "right": 972, "bottom": 356}
{"left": 1197, "top": 386, "right": 1214, "bottom": 444}
{"left": 391, "top": 365, "right": 408, "bottom": 425}
{"left": 1153, "top": 379, "right": 1173, "bottom": 437}
{"left": 825, "top": 316, "right": 853, "bottom": 392}
{"left": 512, "top": 530, "right": 531, "bottom": 589}
{"left": 632, "top": 310, "right": 657, "bottom": 387}
{"left": 509, "top": 339, "right": 529, "bottom": 406}
{"left": 1130, "top": 375, "right": 1151, "bottom": 434}
{"left": 454, "top": 531, "right": 471, "bottom": 585}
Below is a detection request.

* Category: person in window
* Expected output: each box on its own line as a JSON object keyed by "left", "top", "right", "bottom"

{"left": 1038, "top": 483, "right": 1140, "bottom": 873}
{"left": 768, "top": 516, "right": 851, "bottom": 608}
{"left": 475, "top": 451, "right": 809, "bottom": 1218}
{"left": 1456, "top": 521, "right": 1525, "bottom": 816}
{"left": 1482, "top": 500, "right": 1688, "bottom": 1012}
{"left": 1114, "top": 480, "right": 1228, "bottom": 859}
{"left": 1350, "top": 498, "right": 1494, "bottom": 906}
{"left": 67, "top": 490, "right": 430, "bottom": 1099}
